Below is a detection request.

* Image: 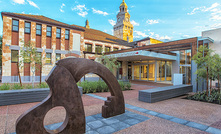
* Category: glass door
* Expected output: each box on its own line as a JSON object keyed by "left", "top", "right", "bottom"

{"left": 180, "top": 66, "right": 191, "bottom": 84}
{"left": 128, "top": 65, "right": 132, "bottom": 80}
{"left": 148, "top": 64, "right": 155, "bottom": 81}
{"left": 140, "top": 65, "right": 148, "bottom": 80}
{"left": 134, "top": 65, "right": 140, "bottom": 80}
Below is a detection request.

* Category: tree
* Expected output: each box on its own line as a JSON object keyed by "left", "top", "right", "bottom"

{"left": 213, "top": 54, "right": 221, "bottom": 93}
{"left": 96, "top": 54, "right": 120, "bottom": 74}
{"left": 192, "top": 45, "right": 220, "bottom": 95}
{"left": 20, "top": 41, "right": 43, "bottom": 87}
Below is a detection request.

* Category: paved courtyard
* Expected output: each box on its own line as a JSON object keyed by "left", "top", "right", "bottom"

{"left": 1, "top": 81, "right": 221, "bottom": 134}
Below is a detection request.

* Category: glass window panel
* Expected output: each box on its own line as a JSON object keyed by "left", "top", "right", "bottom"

{"left": 11, "top": 50, "right": 18, "bottom": 62}
{"left": 47, "top": 26, "right": 51, "bottom": 31}
{"left": 36, "top": 25, "right": 41, "bottom": 29}
{"left": 36, "top": 30, "right": 41, "bottom": 35}
{"left": 113, "top": 48, "right": 118, "bottom": 51}
{"left": 148, "top": 64, "right": 155, "bottom": 81}
{"left": 85, "top": 44, "right": 92, "bottom": 52}
{"left": 46, "top": 53, "right": 51, "bottom": 64}
{"left": 25, "top": 22, "right": 30, "bottom": 28}
{"left": 36, "top": 24, "right": 42, "bottom": 35}
{"left": 134, "top": 65, "right": 140, "bottom": 80}
{"left": 65, "top": 29, "right": 69, "bottom": 39}
{"left": 13, "top": 20, "right": 19, "bottom": 25}
{"left": 56, "top": 54, "right": 61, "bottom": 61}
{"left": 12, "top": 26, "right": 18, "bottom": 31}
{"left": 25, "top": 28, "right": 30, "bottom": 33}
{"left": 166, "top": 61, "right": 172, "bottom": 81}
{"left": 105, "top": 47, "right": 110, "bottom": 52}
{"left": 47, "top": 31, "right": 51, "bottom": 37}
{"left": 95, "top": 45, "right": 102, "bottom": 53}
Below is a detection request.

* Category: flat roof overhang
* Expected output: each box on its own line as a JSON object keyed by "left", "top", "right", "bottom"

{"left": 107, "top": 50, "right": 177, "bottom": 61}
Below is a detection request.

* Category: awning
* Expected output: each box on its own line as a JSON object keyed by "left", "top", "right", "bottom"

{"left": 107, "top": 50, "right": 177, "bottom": 61}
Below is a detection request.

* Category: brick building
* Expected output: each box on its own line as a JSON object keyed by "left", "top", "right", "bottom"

{"left": 1, "top": 12, "right": 131, "bottom": 83}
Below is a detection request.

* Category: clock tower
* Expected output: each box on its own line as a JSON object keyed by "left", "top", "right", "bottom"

{"left": 114, "top": 0, "right": 133, "bottom": 42}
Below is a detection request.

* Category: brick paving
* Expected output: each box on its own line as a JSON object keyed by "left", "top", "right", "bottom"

{"left": 1, "top": 81, "right": 221, "bottom": 134}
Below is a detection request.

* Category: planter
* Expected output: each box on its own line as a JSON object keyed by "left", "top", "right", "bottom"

{"left": 0, "top": 86, "right": 83, "bottom": 106}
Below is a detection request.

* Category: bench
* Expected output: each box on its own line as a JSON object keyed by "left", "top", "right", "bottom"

{"left": 138, "top": 85, "right": 192, "bottom": 103}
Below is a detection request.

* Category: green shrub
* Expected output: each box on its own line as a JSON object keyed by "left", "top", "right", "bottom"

{"left": 38, "top": 83, "right": 49, "bottom": 88}
{"left": 11, "top": 84, "right": 23, "bottom": 90}
{"left": 25, "top": 84, "right": 33, "bottom": 89}
{"left": 188, "top": 89, "right": 221, "bottom": 105}
{"left": 0, "top": 83, "right": 10, "bottom": 90}
{"left": 78, "top": 80, "right": 132, "bottom": 94}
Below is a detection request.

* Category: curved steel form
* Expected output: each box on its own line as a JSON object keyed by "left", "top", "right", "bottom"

{"left": 16, "top": 58, "right": 125, "bottom": 134}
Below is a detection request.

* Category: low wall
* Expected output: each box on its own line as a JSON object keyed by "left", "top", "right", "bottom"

{"left": 0, "top": 87, "right": 83, "bottom": 106}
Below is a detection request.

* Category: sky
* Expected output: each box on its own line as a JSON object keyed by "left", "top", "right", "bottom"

{"left": 0, "top": 0, "right": 221, "bottom": 42}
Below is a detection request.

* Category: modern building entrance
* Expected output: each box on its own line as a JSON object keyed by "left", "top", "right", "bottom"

{"left": 128, "top": 60, "right": 172, "bottom": 82}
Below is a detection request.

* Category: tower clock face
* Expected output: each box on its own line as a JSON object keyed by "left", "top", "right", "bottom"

{"left": 126, "top": 18, "right": 129, "bottom": 22}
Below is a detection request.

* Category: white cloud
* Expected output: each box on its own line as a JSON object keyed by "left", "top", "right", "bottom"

{"left": 72, "top": 4, "right": 88, "bottom": 17}
{"left": 134, "top": 30, "right": 172, "bottom": 41}
{"left": 134, "top": 31, "right": 148, "bottom": 39}
{"left": 60, "top": 9, "right": 64, "bottom": 13}
{"left": 60, "top": 3, "right": 65, "bottom": 13}
{"left": 187, "top": 2, "right": 221, "bottom": 21}
{"left": 181, "top": 35, "right": 190, "bottom": 38}
{"left": 108, "top": 19, "right": 116, "bottom": 26}
{"left": 146, "top": 19, "right": 159, "bottom": 25}
{"left": 27, "top": 0, "right": 40, "bottom": 9}
{"left": 92, "top": 8, "right": 108, "bottom": 16}
{"left": 13, "top": 0, "right": 25, "bottom": 4}
{"left": 131, "top": 20, "right": 139, "bottom": 26}
{"left": 210, "top": 23, "right": 221, "bottom": 29}
{"left": 153, "top": 34, "right": 172, "bottom": 41}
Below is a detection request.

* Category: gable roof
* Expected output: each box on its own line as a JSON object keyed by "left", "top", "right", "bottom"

{"left": 71, "top": 24, "right": 131, "bottom": 46}
{"left": 1, "top": 12, "right": 84, "bottom": 31}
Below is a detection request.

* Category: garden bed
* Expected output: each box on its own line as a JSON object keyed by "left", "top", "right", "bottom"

{"left": 185, "top": 89, "right": 221, "bottom": 105}
{"left": 78, "top": 80, "right": 132, "bottom": 93}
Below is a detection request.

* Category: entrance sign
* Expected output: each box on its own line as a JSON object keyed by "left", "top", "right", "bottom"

{"left": 16, "top": 58, "right": 125, "bottom": 134}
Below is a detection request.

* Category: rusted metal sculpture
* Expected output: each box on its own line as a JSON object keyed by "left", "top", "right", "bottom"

{"left": 16, "top": 58, "right": 125, "bottom": 134}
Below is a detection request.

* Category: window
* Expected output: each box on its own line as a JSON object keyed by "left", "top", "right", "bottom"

{"left": 56, "top": 54, "right": 61, "bottom": 61}
{"left": 46, "top": 53, "right": 51, "bottom": 64}
{"left": 11, "top": 50, "right": 19, "bottom": 62}
{"left": 36, "top": 52, "right": 41, "bottom": 61}
{"left": 46, "top": 26, "right": 52, "bottom": 37}
{"left": 12, "top": 19, "right": 19, "bottom": 32}
{"left": 105, "top": 47, "right": 110, "bottom": 52}
{"left": 56, "top": 28, "right": 61, "bottom": 38}
{"left": 113, "top": 48, "right": 118, "bottom": 51}
{"left": 36, "top": 24, "right": 42, "bottom": 35}
{"left": 25, "top": 22, "right": 31, "bottom": 34}
{"left": 85, "top": 44, "right": 92, "bottom": 52}
{"left": 65, "top": 29, "right": 69, "bottom": 40}
{"left": 95, "top": 45, "right": 102, "bottom": 54}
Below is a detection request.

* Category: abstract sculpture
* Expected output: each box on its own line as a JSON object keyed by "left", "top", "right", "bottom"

{"left": 16, "top": 58, "right": 125, "bottom": 134}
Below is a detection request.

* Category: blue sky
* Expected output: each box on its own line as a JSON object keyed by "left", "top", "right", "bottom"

{"left": 0, "top": 0, "right": 221, "bottom": 41}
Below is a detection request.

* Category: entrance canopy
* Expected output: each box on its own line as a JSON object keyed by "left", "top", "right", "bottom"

{"left": 107, "top": 50, "right": 177, "bottom": 61}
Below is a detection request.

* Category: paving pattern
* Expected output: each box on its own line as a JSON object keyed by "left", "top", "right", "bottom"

{"left": 10, "top": 110, "right": 149, "bottom": 134}
{"left": 87, "top": 94, "right": 221, "bottom": 134}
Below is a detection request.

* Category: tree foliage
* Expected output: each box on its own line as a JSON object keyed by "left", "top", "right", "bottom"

{"left": 20, "top": 41, "right": 43, "bottom": 87}
{"left": 96, "top": 54, "right": 120, "bottom": 73}
{"left": 192, "top": 45, "right": 221, "bottom": 94}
